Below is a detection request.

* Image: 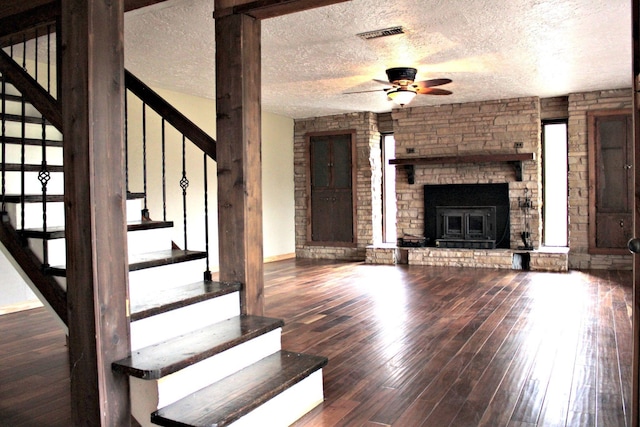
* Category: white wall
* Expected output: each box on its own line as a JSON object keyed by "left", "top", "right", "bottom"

{"left": 0, "top": 87, "right": 296, "bottom": 312}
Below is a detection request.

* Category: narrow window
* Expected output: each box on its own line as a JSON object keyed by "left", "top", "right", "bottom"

{"left": 542, "top": 121, "right": 568, "bottom": 247}
{"left": 382, "top": 134, "right": 397, "bottom": 243}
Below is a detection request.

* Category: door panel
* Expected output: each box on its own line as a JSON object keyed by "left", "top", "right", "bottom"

{"left": 588, "top": 110, "right": 633, "bottom": 254}
{"left": 308, "top": 132, "right": 355, "bottom": 244}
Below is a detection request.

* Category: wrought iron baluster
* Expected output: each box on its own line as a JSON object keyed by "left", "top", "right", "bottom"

{"left": 19, "top": 35, "right": 27, "bottom": 230}
{"left": 47, "top": 26, "right": 52, "bottom": 94}
{"left": 180, "top": 136, "right": 189, "bottom": 249}
{"left": 37, "top": 29, "right": 51, "bottom": 268}
{"left": 161, "top": 118, "right": 167, "bottom": 222}
{"left": 1, "top": 73, "right": 6, "bottom": 211}
{"left": 125, "top": 90, "right": 129, "bottom": 194}
{"left": 203, "top": 153, "right": 211, "bottom": 281}
{"left": 142, "top": 102, "right": 149, "bottom": 220}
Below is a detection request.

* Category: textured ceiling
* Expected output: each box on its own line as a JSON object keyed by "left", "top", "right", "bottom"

{"left": 124, "top": 0, "right": 632, "bottom": 119}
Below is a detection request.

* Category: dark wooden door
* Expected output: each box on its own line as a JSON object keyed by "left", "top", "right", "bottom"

{"left": 309, "top": 133, "right": 354, "bottom": 243}
{"left": 588, "top": 110, "right": 633, "bottom": 253}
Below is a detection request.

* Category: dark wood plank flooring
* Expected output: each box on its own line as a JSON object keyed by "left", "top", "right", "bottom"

{"left": 0, "top": 259, "right": 632, "bottom": 426}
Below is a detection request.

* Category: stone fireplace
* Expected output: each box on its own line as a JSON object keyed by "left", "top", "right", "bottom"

{"left": 374, "top": 96, "right": 572, "bottom": 271}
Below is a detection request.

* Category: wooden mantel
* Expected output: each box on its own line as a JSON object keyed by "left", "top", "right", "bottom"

{"left": 389, "top": 152, "right": 535, "bottom": 184}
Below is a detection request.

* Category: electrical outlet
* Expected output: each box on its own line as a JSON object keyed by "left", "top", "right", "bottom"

{"left": 514, "top": 142, "right": 523, "bottom": 149}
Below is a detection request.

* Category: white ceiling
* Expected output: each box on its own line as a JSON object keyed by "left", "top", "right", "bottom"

{"left": 124, "top": 0, "right": 632, "bottom": 120}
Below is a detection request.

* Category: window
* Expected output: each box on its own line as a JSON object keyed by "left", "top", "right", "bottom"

{"left": 382, "top": 134, "right": 396, "bottom": 243}
{"left": 542, "top": 121, "right": 568, "bottom": 247}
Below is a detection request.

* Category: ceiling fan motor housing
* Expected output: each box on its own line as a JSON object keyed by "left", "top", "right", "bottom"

{"left": 386, "top": 67, "right": 417, "bottom": 85}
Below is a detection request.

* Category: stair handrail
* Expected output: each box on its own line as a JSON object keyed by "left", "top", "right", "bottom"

{"left": 0, "top": 49, "right": 61, "bottom": 131}
{"left": 124, "top": 70, "right": 217, "bottom": 161}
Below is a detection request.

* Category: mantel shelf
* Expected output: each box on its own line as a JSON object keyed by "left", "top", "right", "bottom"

{"left": 389, "top": 152, "right": 535, "bottom": 184}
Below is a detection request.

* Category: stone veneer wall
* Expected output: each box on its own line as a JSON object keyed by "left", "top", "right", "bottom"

{"left": 392, "top": 97, "right": 542, "bottom": 251}
{"left": 567, "top": 88, "right": 633, "bottom": 270}
{"left": 294, "top": 112, "right": 381, "bottom": 260}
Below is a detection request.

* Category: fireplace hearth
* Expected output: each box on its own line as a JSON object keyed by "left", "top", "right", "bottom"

{"left": 424, "top": 183, "right": 510, "bottom": 249}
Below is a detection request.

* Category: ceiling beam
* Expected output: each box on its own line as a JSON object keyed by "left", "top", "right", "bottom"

{"left": 214, "top": 0, "right": 350, "bottom": 20}
{"left": 0, "top": 0, "right": 169, "bottom": 22}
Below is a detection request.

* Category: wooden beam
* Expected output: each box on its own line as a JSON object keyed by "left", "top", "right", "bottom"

{"left": 215, "top": 12, "right": 264, "bottom": 316}
{"left": 0, "top": 0, "right": 169, "bottom": 22}
{"left": 632, "top": 0, "right": 640, "bottom": 425}
{"left": 125, "top": 70, "right": 217, "bottom": 160}
{"left": 61, "top": 0, "right": 130, "bottom": 425}
{"left": 0, "top": 2, "right": 58, "bottom": 42}
{"left": 214, "top": 0, "right": 350, "bottom": 20}
{"left": 0, "top": 49, "right": 62, "bottom": 130}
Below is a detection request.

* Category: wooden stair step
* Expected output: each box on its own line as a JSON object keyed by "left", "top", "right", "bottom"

{"left": 2, "top": 112, "right": 51, "bottom": 125}
{"left": 3, "top": 194, "right": 64, "bottom": 203}
{"left": 46, "top": 249, "right": 207, "bottom": 277}
{"left": 3, "top": 191, "right": 145, "bottom": 204}
{"left": 3, "top": 163, "right": 64, "bottom": 172}
{"left": 112, "top": 315, "right": 284, "bottom": 379}
{"left": 1, "top": 92, "right": 25, "bottom": 103}
{"left": 150, "top": 350, "right": 328, "bottom": 427}
{"left": 130, "top": 279, "right": 241, "bottom": 321}
{"left": 20, "top": 220, "right": 174, "bottom": 240}
{"left": 1, "top": 136, "right": 63, "bottom": 147}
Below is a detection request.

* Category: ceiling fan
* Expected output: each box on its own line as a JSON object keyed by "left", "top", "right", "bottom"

{"left": 347, "top": 67, "right": 452, "bottom": 106}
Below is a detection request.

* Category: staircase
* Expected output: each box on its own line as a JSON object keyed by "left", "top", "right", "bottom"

{"left": 0, "top": 25, "right": 326, "bottom": 427}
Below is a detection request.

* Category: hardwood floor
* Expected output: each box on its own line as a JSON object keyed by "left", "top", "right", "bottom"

{"left": 0, "top": 259, "right": 632, "bottom": 426}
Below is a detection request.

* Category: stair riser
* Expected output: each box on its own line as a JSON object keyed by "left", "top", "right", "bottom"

{"left": 24, "top": 225, "right": 174, "bottom": 267}
{"left": 2, "top": 121, "right": 62, "bottom": 142}
{"left": 130, "top": 291, "right": 240, "bottom": 351}
{"left": 229, "top": 370, "right": 324, "bottom": 427}
{"left": 130, "top": 329, "right": 282, "bottom": 427}
{"left": 2, "top": 98, "right": 46, "bottom": 117}
{"left": 4, "top": 202, "right": 65, "bottom": 229}
{"left": 128, "top": 258, "right": 209, "bottom": 299}
{"left": 2, "top": 171, "right": 64, "bottom": 195}
{"left": 4, "top": 199, "right": 144, "bottom": 229}
{"left": 3, "top": 143, "right": 62, "bottom": 164}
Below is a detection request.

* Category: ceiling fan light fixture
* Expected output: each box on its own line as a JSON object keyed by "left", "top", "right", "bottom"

{"left": 387, "top": 88, "right": 416, "bottom": 106}
{"left": 386, "top": 67, "right": 417, "bottom": 85}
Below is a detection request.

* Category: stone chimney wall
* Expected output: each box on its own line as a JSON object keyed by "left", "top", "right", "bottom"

{"left": 391, "top": 97, "right": 542, "bottom": 250}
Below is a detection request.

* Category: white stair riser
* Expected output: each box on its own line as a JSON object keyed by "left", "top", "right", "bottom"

{"left": 126, "top": 227, "right": 173, "bottom": 256}
{"left": 4, "top": 144, "right": 63, "bottom": 165}
{"left": 130, "top": 329, "right": 282, "bottom": 427}
{"left": 4, "top": 199, "right": 143, "bottom": 230}
{"left": 3, "top": 121, "right": 62, "bottom": 142}
{"left": 25, "top": 225, "right": 174, "bottom": 267}
{"left": 3, "top": 98, "right": 47, "bottom": 117}
{"left": 4, "top": 202, "right": 65, "bottom": 229}
{"left": 3, "top": 171, "right": 64, "bottom": 195}
{"left": 230, "top": 370, "right": 325, "bottom": 427}
{"left": 129, "top": 291, "right": 240, "bottom": 351}
{"left": 128, "top": 258, "right": 208, "bottom": 297}
{"left": 28, "top": 238, "right": 65, "bottom": 267}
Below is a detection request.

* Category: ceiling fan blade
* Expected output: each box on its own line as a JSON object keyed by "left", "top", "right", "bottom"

{"left": 344, "top": 87, "right": 391, "bottom": 94}
{"left": 414, "top": 78, "right": 452, "bottom": 88}
{"left": 416, "top": 87, "right": 453, "bottom": 95}
{"left": 373, "top": 79, "right": 396, "bottom": 86}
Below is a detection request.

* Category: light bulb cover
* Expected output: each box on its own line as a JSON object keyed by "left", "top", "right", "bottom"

{"left": 387, "top": 88, "right": 416, "bottom": 106}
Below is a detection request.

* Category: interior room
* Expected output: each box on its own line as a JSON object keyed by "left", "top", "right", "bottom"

{"left": 0, "top": 0, "right": 636, "bottom": 425}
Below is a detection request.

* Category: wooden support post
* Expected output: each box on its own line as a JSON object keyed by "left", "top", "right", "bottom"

{"left": 633, "top": 0, "right": 640, "bottom": 425}
{"left": 61, "top": 0, "right": 130, "bottom": 425}
{"left": 215, "top": 11, "right": 264, "bottom": 316}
